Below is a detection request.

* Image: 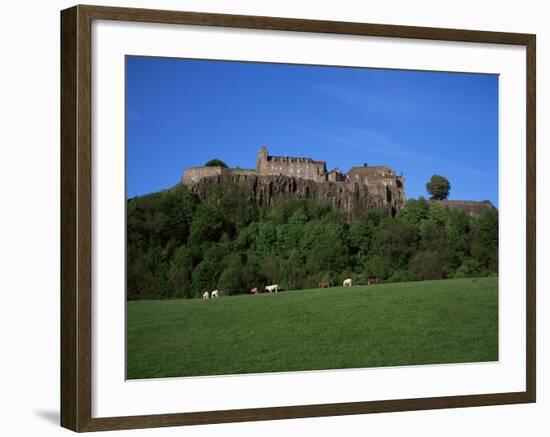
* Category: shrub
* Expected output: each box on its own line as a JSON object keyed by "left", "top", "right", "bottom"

{"left": 204, "top": 159, "right": 228, "bottom": 168}
{"left": 409, "top": 250, "right": 450, "bottom": 280}
{"left": 389, "top": 269, "right": 417, "bottom": 283}
{"left": 453, "top": 258, "right": 483, "bottom": 279}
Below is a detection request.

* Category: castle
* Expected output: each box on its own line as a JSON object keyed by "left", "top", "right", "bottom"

{"left": 182, "top": 146, "right": 406, "bottom": 215}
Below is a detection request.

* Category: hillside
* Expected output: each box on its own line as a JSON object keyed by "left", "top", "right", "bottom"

{"left": 126, "top": 277, "right": 498, "bottom": 379}
{"left": 127, "top": 185, "right": 499, "bottom": 301}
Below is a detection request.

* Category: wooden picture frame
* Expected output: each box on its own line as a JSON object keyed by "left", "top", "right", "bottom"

{"left": 60, "top": 4, "right": 536, "bottom": 432}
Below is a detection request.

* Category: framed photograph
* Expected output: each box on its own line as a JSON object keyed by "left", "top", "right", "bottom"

{"left": 60, "top": 4, "right": 536, "bottom": 432}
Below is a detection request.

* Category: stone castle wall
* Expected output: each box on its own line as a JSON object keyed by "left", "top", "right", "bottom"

{"left": 182, "top": 166, "right": 256, "bottom": 184}
{"left": 182, "top": 146, "right": 407, "bottom": 215}
{"left": 432, "top": 200, "right": 495, "bottom": 217}
{"left": 348, "top": 166, "right": 406, "bottom": 206}
{"left": 180, "top": 147, "right": 496, "bottom": 218}
{"left": 256, "top": 146, "right": 327, "bottom": 182}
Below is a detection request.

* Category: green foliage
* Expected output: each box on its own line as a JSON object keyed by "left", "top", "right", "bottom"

{"left": 127, "top": 187, "right": 498, "bottom": 299}
{"left": 470, "top": 207, "right": 499, "bottom": 273}
{"left": 188, "top": 205, "right": 232, "bottom": 247}
{"left": 409, "top": 250, "right": 451, "bottom": 280}
{"left": 204, "top": 159, "right": 228, "bottom": 168}
{"left": 454, "top": 258, "right": 484, "bottom": 279}
{"left": 389, "top": 269, "right": 417, "bottom": 283}
{"left": 369, "top": 217, "right": 419, "bottom": 271}
{"left": 364, "top": 254, "right": 393, "bottom": 280}
{"left": 446, "top": 209, "right": 471, "bottom": 258}
{"left": 349, "top": 218, "right": 375, "bottom": 255}
{"left": 398, "top": 197, "right": 430, "bottom": 225}
{"left": 167, "top": 246, "right": 194, "bottom": 298}
{"left": 426, "top": 174, "right": 451, "bottom": 200}
{"left": 218, "top": 254, "right": 247, "bottom": 295}
{"left": 126, "top": 186, "right": 198, "bottom": 300}
{"left": 365, "top": 207, "right": 389, "bottom": 226}
{"left": 428, "top": 201, "right": 448, "bottom": 225}
{"left": 303, "top": 220, "right": 349, "bottom": 274}
{"left": 204, "top": 182, "right": 258, "bottom": 227}
{"left": 192, "top": 246, "right": 224, "bottom": 294}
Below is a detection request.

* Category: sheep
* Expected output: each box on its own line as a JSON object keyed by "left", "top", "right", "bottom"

{"left": 265, "top": 284, "right": 279, "bottom": 293}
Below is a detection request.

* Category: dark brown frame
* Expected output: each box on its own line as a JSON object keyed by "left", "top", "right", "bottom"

{"left": 61, "top": 4, "right": 536, "bottom": 432}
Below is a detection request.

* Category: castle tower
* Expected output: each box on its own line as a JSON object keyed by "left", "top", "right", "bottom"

{"left": 256, "top": 146, "right": 268, "bottom": 174}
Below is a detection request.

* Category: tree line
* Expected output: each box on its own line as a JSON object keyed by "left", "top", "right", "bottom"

{"left": 127, "top": 179, "right": 498, "bottom": 300}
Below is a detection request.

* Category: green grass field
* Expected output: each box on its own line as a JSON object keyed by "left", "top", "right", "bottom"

{"left": 127, "top": 277, "right": 498, "bottom": 379}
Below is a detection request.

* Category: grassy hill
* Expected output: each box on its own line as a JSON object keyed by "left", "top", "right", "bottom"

{"left": 127, "top": 277, "right": 498, "bottom": 379}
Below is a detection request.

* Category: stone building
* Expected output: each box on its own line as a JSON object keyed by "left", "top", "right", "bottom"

{"left": 182, "top": 146, "right": 406, "bottom": 215}
{"left": 182, "top": 165, "right": 256, "bottom": 184}
{"left": 348, "top": 165, "right": 406, "bottom": 207}
{"left": 256, "top": 146, "right": 329, "bottom": 182}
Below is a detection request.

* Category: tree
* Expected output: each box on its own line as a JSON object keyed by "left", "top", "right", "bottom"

{"left": 204, "top": 181, "right": 258, "bottom": 227}
{"left": 167, "top": 246, "right": 194, "bottom": 298}
{"left": 364, "top": 254, "right": 393, "bottom": 280}
{"left": 470, "top": 207, "right": 498, "bottom": 273}
{"left": 369, "top": 217, "right": 419, "bottom": 270}
{"left": 126, "top": 178, "right": 496, "bottom": 300}
{"left": 188, "top": 205, "right": 232, "bottom": 247}
{"left": 349, "top": 218, "right": 375, "bottom": 256}
{"left": 279, "top": 208, "right": 308, "bottom": 250}
{"left": 218, "top": 254, "right": 246, "bottom": 295}
{"left": 398, "top": 197, "right": 430, "bottom": 225}
{"left": 426, "top": 174, "right": 451, "bottom": 200}
{"left": 204, "top": 159, "right": 228, "bottom": 168}
{"left": 303, "top": 221, "right": 349, "bottom": 275}
{"left": 409, "top": 250, "right": 450, "bottom": 280}
{"left": 191, "top": 245, "right": 225, "bottom": 294}
{"left": 445, "top": 209, "right": 471, "bottom": 258}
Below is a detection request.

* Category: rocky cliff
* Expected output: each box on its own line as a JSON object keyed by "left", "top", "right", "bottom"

{"left": 432, "top": 200, "right": 495, "bottom": 217}
{"left": 184, "top": 173, "right": 403, "bottom": 217}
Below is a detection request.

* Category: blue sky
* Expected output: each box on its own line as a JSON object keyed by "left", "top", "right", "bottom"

{"left": 126, "top": 56, "right": 499, "bottom": 205}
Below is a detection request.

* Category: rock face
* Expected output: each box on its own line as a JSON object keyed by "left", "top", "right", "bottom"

{"left": 432, "top": 200, "right": 496, "bottom": 218}
{"left": 185, "top": 173, "right": 404, "bottom": 217}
